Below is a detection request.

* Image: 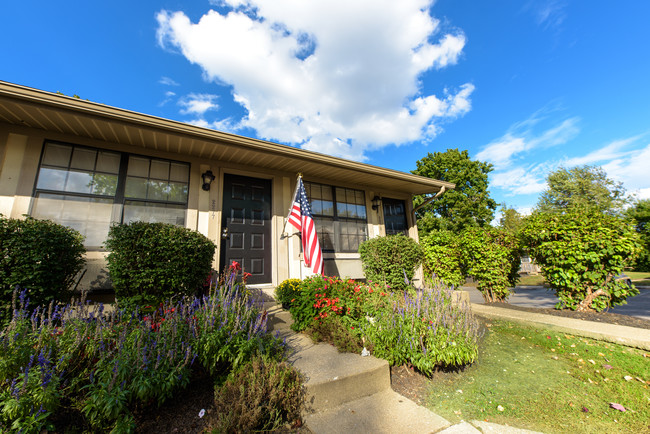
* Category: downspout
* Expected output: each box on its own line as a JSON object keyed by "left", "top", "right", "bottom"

{"left": 412, "top": 186, "right": 446, "bottom": 223}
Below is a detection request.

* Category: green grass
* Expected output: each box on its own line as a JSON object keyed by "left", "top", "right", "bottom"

{"left": 426, "top": 321, "right": 650, "bottom": 433}
{"left": 626, "top": 271, "right": 650, "bottom": 286}
{"left": 517, "top": 274, "right": 548, "bottom": 286}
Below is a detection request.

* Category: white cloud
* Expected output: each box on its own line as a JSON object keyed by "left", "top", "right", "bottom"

{"left": 526, "top": 0, "right": 567, "bottom": 32}
{"left": 156, "top": 1, "right": 472, "bottom": 160}
{"left": 563, "top": 136, "right": 640, "bottom": 167}
{"left": 601, "top": 141, "right": 650, "bottom": 195}
{"left": 179, "top": 93, "right": 219, "bottom": 116}
{"left": 159, "top": 76, "right": 180, "bottom": 86}
{"left": 491, "top": 166, "right": 549, "bottom": 195}
{"left": 477, "top": 112, "right": 579, "bottom": 170}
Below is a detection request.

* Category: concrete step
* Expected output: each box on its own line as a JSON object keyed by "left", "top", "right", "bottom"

{"left": 304, "top": 389, "right": 451, "bottom": 434}
{"left": 266, "top": 304, "right": 390, "bottom": 411}
{"left": 291, "top": 342, "right": 390, "bottom": 411}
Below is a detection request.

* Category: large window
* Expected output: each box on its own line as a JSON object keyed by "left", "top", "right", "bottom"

{"left": 304, "top": 182, "right": 368, "bottom": 253}
{"left": 31, "top": 141, "right": 189, "bottom": 249}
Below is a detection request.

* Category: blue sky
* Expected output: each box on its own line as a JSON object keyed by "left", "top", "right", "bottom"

{"left": 2, "top": 0, "right": 650, "bottom": 215}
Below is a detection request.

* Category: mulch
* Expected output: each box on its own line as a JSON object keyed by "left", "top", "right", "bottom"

{"left": 482, "top": 302, "right": 650, "bottom": 330}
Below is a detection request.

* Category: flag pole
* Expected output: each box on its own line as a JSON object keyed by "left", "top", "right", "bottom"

{"left": 282, "top": 173, "right": 303, "bottom": 237}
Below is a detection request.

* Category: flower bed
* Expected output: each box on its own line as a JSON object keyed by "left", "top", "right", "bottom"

{"left": 0, "top": 269, "right": 296, "bottom": 433}
{"left": 280, "top": 276, "right": 481, "bottom": 374}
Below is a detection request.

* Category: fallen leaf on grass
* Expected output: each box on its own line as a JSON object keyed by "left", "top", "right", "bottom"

{"left": 636, "top": 377, "right": 646, "bottom": 384}
{"left": 454, "top": 410, "right": 462, "bottom": 415}
{"left": 497, "top": 405, "right": 505, "bottom": 412}
{"left": 624, "top": 375, "right": 633, "bottom": 382}
{"left": 610, "top": 403, "right": 626, "bottom": 412}
{"left": 603, "top": 364, "right": 613, "bottom": 370}
{"left": 552, "top": 356, "right": 559, "bottom": 360}
{"left": 582, "top": 406, "right": 589, "bottom": 413}
{"left": 588, "top": 359, "right": 595, "bottom": 364}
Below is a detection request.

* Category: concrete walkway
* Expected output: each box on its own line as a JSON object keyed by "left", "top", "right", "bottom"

{"left": 470, "top": 303, "right": 650, "bottom": 351}
{"left": 265, "top": 301, "right": 543, "bottom": 434}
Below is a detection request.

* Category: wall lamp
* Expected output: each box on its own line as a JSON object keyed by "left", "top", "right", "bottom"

{"left": 201, "top": 170, "right": 215, "bottom": 191}
{"left": 371, "top": 195, "right": 382, "bottom": 211}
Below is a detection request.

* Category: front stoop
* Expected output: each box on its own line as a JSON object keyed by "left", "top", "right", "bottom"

{"left": 265, "top": 302, "right": 452, "bottom": 433}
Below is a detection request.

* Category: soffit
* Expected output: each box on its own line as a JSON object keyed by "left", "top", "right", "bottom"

{"left": 0, "top": 81, "right": 454, "bottom": 195}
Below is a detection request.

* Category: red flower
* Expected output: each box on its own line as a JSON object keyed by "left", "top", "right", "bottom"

{"left": 231, "top": 261, "right": 241, "bottom": 271}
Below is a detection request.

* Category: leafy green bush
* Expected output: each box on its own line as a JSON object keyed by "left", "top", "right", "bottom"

{"left": 457, "top": 227, "right": 520, "bottom": 302}
{"left": 105, "top": 222, "right": 216, "bottom": 307}
{"left": 211, "top": 356, "right": 304, "bottom": 432}
{"left": 521, "top": 209, "right": 641, "bottom": 311}
{"left": 0, "top": 215, "right": 85, "bottom": 325}
{"left": 420, "top": 230, "right": 465, "bottom": 287}
{"left": 358, "top": 234, "right": 423, "bottom": 290}
{"left": 275, "top": 278, "right": 302, "bottom": 307}
{"left": 288, "top": 275, "right": 327, "bottom": 331}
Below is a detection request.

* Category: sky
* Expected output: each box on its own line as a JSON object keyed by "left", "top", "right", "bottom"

{"left": 2, "top": 0, "right": 650, "bottom": 215}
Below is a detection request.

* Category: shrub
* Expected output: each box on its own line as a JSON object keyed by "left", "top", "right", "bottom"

{"left": 458, "top": 227, "right": 520, "bottom": 302}
{"left": 363, "top": 287, "right": 480, "bottom": 373}
{"left": 358, "top": 234, "right": 423, "bottom": 290}
{"left": 211, "top": 356, "right": 304, "bottom": 432}
{"left": 420, "top": 230, "right": 465, "bottom": 287}
{"left": 105, "top": 221, "right": 216, "bottom": 308}
{"left": 275, "top": 278, "right": 302, "bottom": 307}
{"left": 521, "top": 209, "right": 641, "bottom": 312}
{"left": 288, "top": 275, "right": 327, "bottom": 331}
{"left": 0, "top": 215, "right": 85, "bottom": 325}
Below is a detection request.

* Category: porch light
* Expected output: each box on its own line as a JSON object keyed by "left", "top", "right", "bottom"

{"left": 201, "top": 170, "right": 215, "bottom": 191}
{"left": 371, "top": 195, "right": 382, "bottom": 211}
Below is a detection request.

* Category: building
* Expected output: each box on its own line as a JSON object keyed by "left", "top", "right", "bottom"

{"left": 0, "top": 81, "right": 453, "bottom": 290}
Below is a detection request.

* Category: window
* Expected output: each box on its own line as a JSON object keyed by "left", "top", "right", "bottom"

{"left": 304, "top": 182, "right": 368, "bottom": 253}
{"left": 31, "top": 141, "right": 189, "bottom": 248}
{"left": 382, "top": 198, "right": 409, "bottom": 236}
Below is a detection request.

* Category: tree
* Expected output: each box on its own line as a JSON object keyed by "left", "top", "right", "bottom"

{"left": 626, "top": 199, "right": 650, "bottom": 271}
{"left": 498, "top": 204, "right": 524, "bottom": 235}
{"left": 536, "top": 165, "right": 628, "bottom": 214}
{"left": 412, "top": 149, "right": 497, "bottom": 234}
{"left": 521, "top": 209, "right": 641, "bottom": 312}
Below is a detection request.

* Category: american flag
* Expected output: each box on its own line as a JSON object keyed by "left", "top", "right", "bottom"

{"left": 285, "top": 177, "right": 324, "bottom": 276}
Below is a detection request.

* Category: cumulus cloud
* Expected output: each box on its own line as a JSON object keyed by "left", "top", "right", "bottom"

{"left": 179, "top": 93, "right": 219, "bottom": 116}
{"left": 156, "top": 0, "right": 472, "bottom": 160}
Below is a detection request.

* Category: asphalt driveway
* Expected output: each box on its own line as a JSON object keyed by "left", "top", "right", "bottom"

{"left": 464, "top": 285, "right": 650, "bottom": 321}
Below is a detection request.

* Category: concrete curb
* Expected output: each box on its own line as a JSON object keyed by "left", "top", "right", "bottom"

{"left": 471, "top": 304, "right": 650, "bottom": 351}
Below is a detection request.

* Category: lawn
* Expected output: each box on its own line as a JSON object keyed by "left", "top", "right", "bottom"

{"left": 514, "top": 271, "right": 650, "bottom": 287}
{"left": 426, "top": 320, "right": 649, "bottom": 434}
{"left": 626, "top": 271, "right": 650, "bottom": 286}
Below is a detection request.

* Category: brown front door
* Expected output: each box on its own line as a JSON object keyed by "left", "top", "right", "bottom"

{"left": 220, "top": 174, "right": 272, "bottom": 284}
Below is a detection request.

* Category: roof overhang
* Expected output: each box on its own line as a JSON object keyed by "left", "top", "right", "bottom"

{"left": 0, "top": 81, "right": 454, "bottom": 196}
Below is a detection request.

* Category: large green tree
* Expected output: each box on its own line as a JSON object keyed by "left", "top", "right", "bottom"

{"left": 536, "top": 165, "right": 628, "bottom": 214}
{"left": 412, "top": 149, "right": 497, "bottom": 234}
{"left": 498, "top": 204, "right": 524, "bottom": 235}
{"left": 626, "top": 199, "right": 650, "bottom": 271}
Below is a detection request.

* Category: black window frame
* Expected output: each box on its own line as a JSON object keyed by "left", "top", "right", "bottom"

{"left": 304, "top": 181, "right": 368, "bottom": 253}
{"left": 31, "top": 140, "right": 190, "bottom": 250}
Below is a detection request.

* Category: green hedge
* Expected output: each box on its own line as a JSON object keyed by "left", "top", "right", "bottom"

{"left": 358, "top": 234, "right": 423, "bottom": 290}
{"left": 0, "top": 215, "right": 85, "bottom": 324}
{"left": 420, "top": 230, "right": 465, "bottom": 287}
{"left": 105, "top": 222, "right": 216, "bottom": 307}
